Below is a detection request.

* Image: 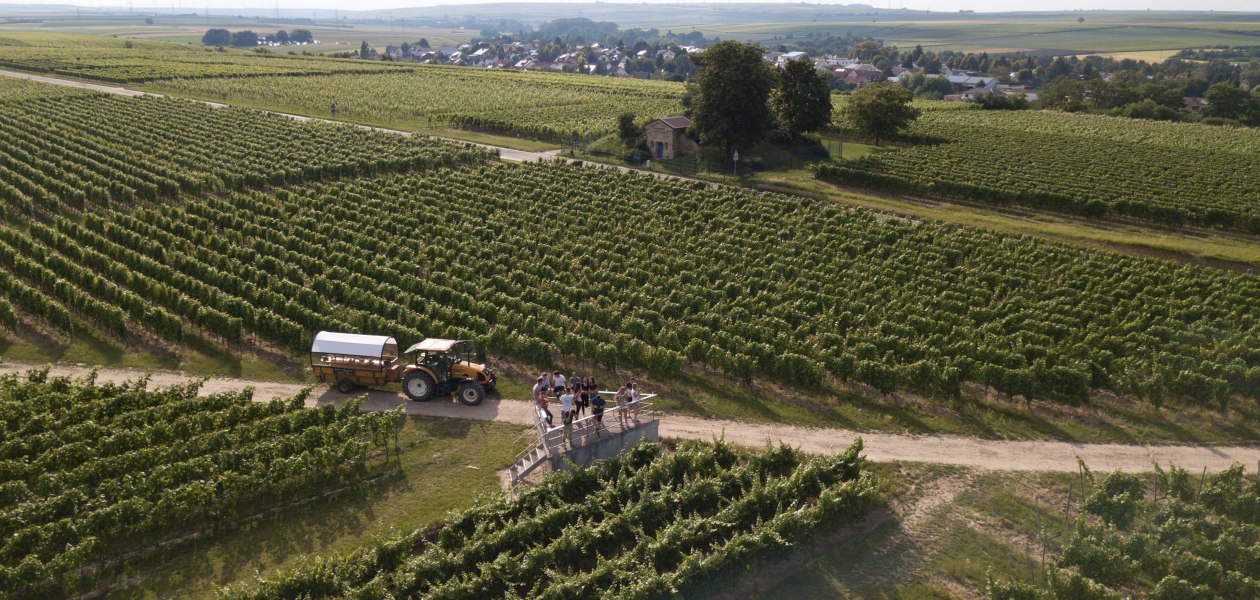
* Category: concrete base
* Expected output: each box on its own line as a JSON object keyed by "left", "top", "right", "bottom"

{"left": 549, "top": 420, "right": 659, "bottom": 472}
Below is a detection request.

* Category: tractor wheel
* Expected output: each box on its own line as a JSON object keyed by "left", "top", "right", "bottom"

{"left": 403, "top": 371, "right": 436, "bottom": 402}
{"left": 336, "top": 380, "right": 356, "bottom": 394}
{"left": 457, "top": 381, "right": 485, "bottom": 406}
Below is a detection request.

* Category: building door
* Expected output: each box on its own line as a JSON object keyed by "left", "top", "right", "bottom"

{"left": 656, "top": 141, "right": 664, "bottom": 159}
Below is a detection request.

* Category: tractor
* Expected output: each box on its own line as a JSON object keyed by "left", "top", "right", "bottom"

{"left": 310, "top": 332, "right": 494, "bottom": 405}
{"left": 401, "top": 338, "right": 496, "bottom": 405}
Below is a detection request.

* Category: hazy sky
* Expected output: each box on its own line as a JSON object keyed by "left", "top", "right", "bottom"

{"left": 9, "top": 0, "right": 1259, "bottom": 15}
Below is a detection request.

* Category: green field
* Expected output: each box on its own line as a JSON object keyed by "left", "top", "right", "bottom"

{"left": 148, "top": 67, "right": 685, "bottom": 140}
{"left": 0, "top": 373, "right": 402, "bottom": 597}
{"left": 689, "top": 11, "right": 1260, "bottom": 56}
{"left": 0, "top": 32, "right": 415, "bottom": 82}
{"left": 819, "top": 103, "right": 1260, "bottom": 234}
{"left": 222, "top": 440, "right": 878, "bottom": 600}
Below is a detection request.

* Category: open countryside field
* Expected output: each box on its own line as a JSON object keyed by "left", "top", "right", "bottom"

{"left": 2, "top": 79, "right": 1259, "bottom": 424}
{"left": 819, "top": 102, "right": 1260, "bottom": 234}
{"left": 150, "top": 68, "right": 686, "bottom": 139}
{"left": 0, "top": 32, "right": 416, "bottom": 82}
{"left": 703, "top": 12, "right": 1260, "bottom": 56}
{"left": 0, "top": 15, "right": 476, "bottom": 55}
{"left": 5, "top": 21, "right": 1260, "bottom": 600}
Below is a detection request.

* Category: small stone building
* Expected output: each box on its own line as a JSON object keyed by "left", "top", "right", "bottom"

{"left": 643, "top": 116, "right": 699, "bottom": 160}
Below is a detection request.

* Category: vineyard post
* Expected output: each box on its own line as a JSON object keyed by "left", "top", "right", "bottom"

{"left": 1197, "top": 466, "right": 1207, "bottom": 499}
{"left": 1064, "top": 483, "right": 1072, "bottom": 521}
{"left": 1036, "top": 495, "right": 1045, "bottom": 584}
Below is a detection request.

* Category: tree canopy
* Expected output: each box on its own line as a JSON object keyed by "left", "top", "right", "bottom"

{"left": 685, "top": 40, "right": 776, "bottom": 157}
{"left": 230, "top": 30, "right": 258, "bottom": 48}
{"left": 200, "top": 28, "right": 231, "bottom": 46}
{"left": 1203, "top": 82, "right": 1254, "bottom": 122}
{"left": 771, "top": 58, "right": 832, "bottom": 139}
{"left": 839, "top": 82, "right": 921, "bottom": 146}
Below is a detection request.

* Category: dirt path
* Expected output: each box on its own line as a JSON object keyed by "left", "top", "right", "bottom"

{"left": 7, "top": 362, "right": 1260, "bottom": 474}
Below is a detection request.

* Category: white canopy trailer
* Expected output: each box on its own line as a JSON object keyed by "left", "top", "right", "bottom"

{"left": 312, "top": 331, "right": 399, "bottom": 359}
{"left": 310, "top": 331, "right": 401, "bottom": 393}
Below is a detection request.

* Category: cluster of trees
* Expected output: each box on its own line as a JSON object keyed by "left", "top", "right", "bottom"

{"left": 200, "top": 28, "right": 313, "bottom": 47}
{"left": 683, "top": 41, "right": 917, "bottom": 155}
{"left": 684, "top": 41, "right": 835, "bottom": 156}
{"left": 1041, "top": 77, "right": 1260, "bottom": 125}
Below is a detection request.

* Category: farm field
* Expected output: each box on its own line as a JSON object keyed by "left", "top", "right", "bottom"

{"left": 0, "top": 19, "right": 475, "bottom": 55}
{"left": 819, "top": 103, "right": 1260, "bottom": 234}
{"left": 0, "top": 371, "right": 401, "bottom": 597}
{"left": 3, "top": 77, "right": 1260, "bottom": 427}
{"left": 0, "top": 79, "right": 488, "bottom": 217}
{"left": 703, "top": 12, "right": 1260, "bottom": 55}
{"left": 5, "top": 98, "right": 1260, "bottom": 417}
{"left": 985, "top": 463, "right": 1260, "bottom": 598}
{"left": 3, "top": 17, "right": 1260, "bottom": 600}
{"left": 0, "top": 32, "right": 414, "bottom": 83}
{"left": 223, "top": 439, "right": 877, "bottom": 599}
{"left": 149, "top": 68, "right": 686, "bottom": 140}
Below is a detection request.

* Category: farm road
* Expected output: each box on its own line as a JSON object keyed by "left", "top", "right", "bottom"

{"left": 6, "top": 362, "right": 1260, "bottom": 474}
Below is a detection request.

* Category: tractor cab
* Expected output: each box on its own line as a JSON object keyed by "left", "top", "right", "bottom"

{"left": 401, "top": 338, "right": 496, "bottom": 405}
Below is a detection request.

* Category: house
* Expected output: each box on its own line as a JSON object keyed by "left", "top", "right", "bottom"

{"left": 1183, "top": 97, "right": 1207, "bottom": 114}
{"left": 644, "top": 116, "right": 698, "bottom": 160}
{"left": 776, "top": 51, "right": 809, "bottom": 67}
{"left": 816, "top": 55, "right": 857, "bottom": 69}
{"left": 836, "top": 64, "right": 884, "bottom": 87}
{"left": 469, "top": 47, "right": 493, "bottom": 67}
{"left": 944, "top": 74, "right": 996, "bottom": 93}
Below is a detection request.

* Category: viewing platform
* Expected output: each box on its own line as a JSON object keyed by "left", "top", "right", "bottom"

{"left": 507, "top": 393, "right": 659, "bottom": 486}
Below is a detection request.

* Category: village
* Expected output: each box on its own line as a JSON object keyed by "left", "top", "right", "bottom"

{"left": 355, "top": 37, "right": 1030, "bottom": 100}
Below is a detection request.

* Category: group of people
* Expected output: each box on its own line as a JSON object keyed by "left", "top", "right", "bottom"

{"left": 532, "top": 371, "right": 642, "bottom": 445}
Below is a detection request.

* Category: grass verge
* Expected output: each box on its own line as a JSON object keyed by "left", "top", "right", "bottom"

{"left": 105, "top": 416, "right": 526, "bottom": 599}
{"left": 753, "top": 466, "right": 1080, "bottom": 600}
{"left": 0, "top": 327, "right": 305, "bottom": 382}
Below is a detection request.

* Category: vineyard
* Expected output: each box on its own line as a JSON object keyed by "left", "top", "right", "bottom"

{"left": 0, "top": 79, "right": 490, "bottom": 217}
{"left": 0, "top": 33, "right": 410, "bottom": 83}
{"left": 151, "top": 68, "right": 686, "bottom": 140}
{"left": 0, "top": 370, "right": 401, "bottom": 597}
{"left": 819, "top": 105, "right": 1260, "bottom": 233}
{"left": 988, "top": 463, "right": 1260, "bottom": 599}
{"left": 5, "top": 151, "right": 1260, "bottom": 408}
{"left": 223, "top": 439, "right": 876, "bottom": 599}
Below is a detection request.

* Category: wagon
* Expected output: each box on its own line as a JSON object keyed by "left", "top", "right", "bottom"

{"left": 310, "top": 331, "right": 402, "bottom": 394}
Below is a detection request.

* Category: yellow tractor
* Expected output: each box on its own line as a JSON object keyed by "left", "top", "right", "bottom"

{"left": 401, "top": 338, "right": 496, "bottom": 405}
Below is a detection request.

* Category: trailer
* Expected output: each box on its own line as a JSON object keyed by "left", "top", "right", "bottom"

{"left": 310, "top": 331, "right": 401, "bottom": 394}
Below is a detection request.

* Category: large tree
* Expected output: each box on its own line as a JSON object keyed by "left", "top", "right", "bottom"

{"left": 230, "top": 30, "right": 258, "bottom": 48}
{"left": 685, "top": 40, "right": 776, "bottom": 157}
{"left": 839, "top": 82, "right": 920, "bottom": 146}
{"left": 1203, "top": 82, "right": 1251, "bottom": 121}
{"left": 201, "top": 28, "right": 231, "bottom": 46}
{"left": 361, "top": 40, "right": 371, "bottom": 60}
{"left": 772, "top": 58, "right": 832, "bottom": 139}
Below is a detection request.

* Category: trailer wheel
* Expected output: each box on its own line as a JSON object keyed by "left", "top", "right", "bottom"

{"left": 458, "top": 381, "right": 485, "bottom": 406}
{"left": 403, "top": 371, "right": 436, "bottom": 402}
{"left": 336, "top": 380, "right": 356, "bottom": 394}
